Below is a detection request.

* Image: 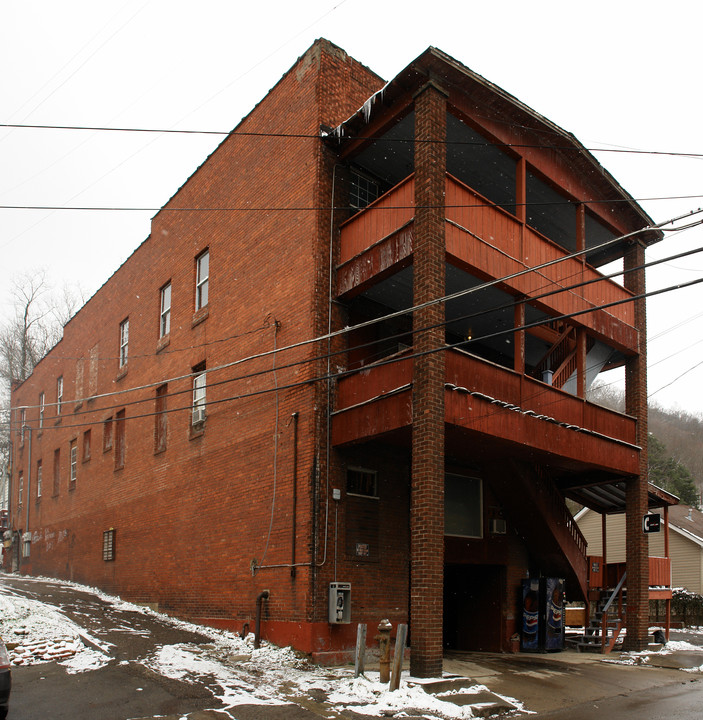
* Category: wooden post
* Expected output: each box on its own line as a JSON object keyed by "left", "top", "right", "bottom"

{"left": 664, "top": 505, "right": 671, "bottom": 641}
{"left": 390, "top": 624, "right": 408, "bottom": 690}
{"left": 354, "top": 624, "right": 367, "bottom": 677}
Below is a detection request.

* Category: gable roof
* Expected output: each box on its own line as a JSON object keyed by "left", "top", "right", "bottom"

{"left": 328, "top": 45, "right": 663, "bottom": 249}
{"left": 668, "top": 505, "right": 703, "bottom": 547}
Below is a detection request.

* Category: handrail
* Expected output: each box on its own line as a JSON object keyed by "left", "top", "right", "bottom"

{"left": 601, "top": 571, "right": 627, "bottom": 653}
{"left": 602, "top": 571, "right": 627, "bottom": 615}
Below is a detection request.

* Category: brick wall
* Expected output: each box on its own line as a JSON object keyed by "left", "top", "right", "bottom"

{"left": 9, "top": 40, "right": 384, "bottom": 644}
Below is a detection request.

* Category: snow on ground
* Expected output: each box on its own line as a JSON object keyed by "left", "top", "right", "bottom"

{"left": 0, "top": 574, "right": 523, "bottom": 718}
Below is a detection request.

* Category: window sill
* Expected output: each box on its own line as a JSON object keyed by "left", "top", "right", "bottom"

{"left": 154, "top": 446, "right": 167, "bottom": 456}
{"left": 82, "top": 456, "right": 91, "bottom": 464}
{"left": 189, "top": 422, "right": 205, "bottom": 440}
{"left": 74, "top": 402, "right": 83, "bottom": 412}
{"left": 192, "top": 307, "right": 209, "bottom": 328}
{"left": 116, "top": 366, "right": 128, "bottom": 382}
{"left": 156, "top": 335, "right": 170, "bottom": 353}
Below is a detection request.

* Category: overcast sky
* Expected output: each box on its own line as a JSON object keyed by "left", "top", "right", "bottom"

{"left": 2, "top": 0, "right": 702, "bottom": 414}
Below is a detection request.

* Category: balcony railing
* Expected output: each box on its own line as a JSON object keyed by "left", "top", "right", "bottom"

{"left": 339, "top": 175, "right": 415, "bottom": 264}
{"left": 338, "top": 173, "right": 635, "bottom": 339}
{"left": 445, "top": 175, "right": 635, "bottom": 327}
{"left": 334, "top": 348, "right": 637, "bottom": 454}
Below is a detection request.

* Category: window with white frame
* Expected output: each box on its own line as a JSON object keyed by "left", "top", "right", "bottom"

{"left": 119, "top": 318, "right": 129, "bottom": 368}
{"left": 195, "top": 250, "right": 209, "bottom": 311}
{"left": 160, "top": 283, "right": 171, "bottom": 338}
{"left": 20, "top": 408, "right": 26, "bottom": 443}
{"left": 350, "top": 169, "right": 381, "bottom": 210}
{"left": 53, "top": 448, "right": 60, "bottom": 496}
{"left": 69, "top": 439, "right": 77, "bottom": 488}
{"left": 39, "top": 391, "right": 45, "bottom": 429}
{"left": 36, "top": 460, "right": 42, "bottom": 499}
{"left": 18, "top": 472, "right": 23, "bottom": 508}
{"left": 192, "top": 366, "right": 206, "bottom": 425}
{"left": 57, "top": 376, "right": 63, "bottom": 416}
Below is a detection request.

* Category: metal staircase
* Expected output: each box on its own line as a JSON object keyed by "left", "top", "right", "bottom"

{"left": 576, "top": 572, "right": 627, "bottom": 654}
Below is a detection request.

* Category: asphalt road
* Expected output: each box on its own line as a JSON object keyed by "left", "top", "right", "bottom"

{"left": 531, "top": 677, "right": 703, "bottom": 720}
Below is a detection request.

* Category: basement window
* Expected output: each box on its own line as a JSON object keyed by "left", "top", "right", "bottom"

{"left": 103, "top": 529, "right": 115, "bottom": 561}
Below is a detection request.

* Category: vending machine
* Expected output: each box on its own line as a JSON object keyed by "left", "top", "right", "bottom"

{"left": 521, "top": 577, "right": 564, "bottom": 652}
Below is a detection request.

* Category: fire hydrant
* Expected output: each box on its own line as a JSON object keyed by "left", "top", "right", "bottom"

{"left": 377, "top": 619, "right": 392, "bottom": 683}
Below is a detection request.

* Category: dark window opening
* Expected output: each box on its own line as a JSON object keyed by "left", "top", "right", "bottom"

{"left": 103, "top": 529, "right": 115, "bottom": 561}
{"left": 114, "top": 410, "right": 125, "bottom": 470}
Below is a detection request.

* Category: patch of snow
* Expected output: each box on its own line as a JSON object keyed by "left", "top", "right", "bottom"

{"left": 0, "top": 574, "right": 523, "bottom": 718}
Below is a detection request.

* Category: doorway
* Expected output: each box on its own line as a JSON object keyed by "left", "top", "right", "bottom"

{"left": 444, "top": 564, "right": 504, "bottom": 652}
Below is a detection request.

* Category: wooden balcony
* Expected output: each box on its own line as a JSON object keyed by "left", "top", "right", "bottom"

{"left": 336, "top": 173, "right": 638, "bottom": 353}
{"left": 332, "top": 349, "right": 639, "bottom": 477}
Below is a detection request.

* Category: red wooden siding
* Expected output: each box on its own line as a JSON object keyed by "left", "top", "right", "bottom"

{"left": 333, "top": 349, "right": 638, "bottom": 472}
{"left": 339, "top": 175, "right": 415, "bottom": 263}
{"left": 445, "top": 176, "right": 636, "bottom": 346}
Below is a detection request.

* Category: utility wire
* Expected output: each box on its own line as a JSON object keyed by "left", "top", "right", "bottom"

{"left": 3, "top": 197, "right": 703, "bottom": 213}
{"left": 4, "top": 121, "right": 703, "bottom": 160}
{"left": 10, "top": 209, "right": 703, "bottom": 419}
{"left": 11, "top": 272, "right": 703, "bottom": 433}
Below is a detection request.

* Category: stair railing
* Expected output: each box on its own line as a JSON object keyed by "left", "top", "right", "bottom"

{"left": 600, "top": 571, "right": 627, "bottom": 653}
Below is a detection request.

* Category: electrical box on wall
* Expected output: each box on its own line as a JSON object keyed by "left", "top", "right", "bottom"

{"left": 328, "top": 582, "right": 351, "bottom": 624}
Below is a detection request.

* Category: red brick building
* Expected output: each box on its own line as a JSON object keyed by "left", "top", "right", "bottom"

{"left": 7, "top": 40, "right": 661, "bottom": 673}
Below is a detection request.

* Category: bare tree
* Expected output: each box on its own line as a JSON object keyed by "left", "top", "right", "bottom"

{"left": 0, "top": 271, "right": 86, "bottom": 508}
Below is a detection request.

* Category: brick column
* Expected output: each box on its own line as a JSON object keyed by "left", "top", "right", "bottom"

{"left": 623, "top": 241, "right": 649, "bottom": 651}
{"left": 410, "top": 82, "right": 447, "bottom": 678}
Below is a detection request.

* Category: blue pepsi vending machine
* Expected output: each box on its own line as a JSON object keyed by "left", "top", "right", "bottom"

{"left": 521, "top": 578, "right": 565, "bottom": 652}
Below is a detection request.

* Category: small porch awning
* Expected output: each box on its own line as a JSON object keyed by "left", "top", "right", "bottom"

{"left": 565, "top": 481, "right": 679, "bottom": 515}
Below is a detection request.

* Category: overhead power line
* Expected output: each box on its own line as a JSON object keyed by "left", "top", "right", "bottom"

{"left": 10, "top": 207, "right": 702, "bottom": 417}
{"left": 4, "top": 196, "right": 703, "bottom": 213}
{"left": 8, "top": 270, "right": 703, "bottom": 434}
{"left": 3, "top": 121, "right": 703, "bottom": 160}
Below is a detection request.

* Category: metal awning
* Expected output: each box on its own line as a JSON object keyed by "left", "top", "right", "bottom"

{"left": 566, "top": 481, "right": 679, "bottom": 515}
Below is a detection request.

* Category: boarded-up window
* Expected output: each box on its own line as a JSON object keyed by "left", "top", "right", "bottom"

{"left": 154, "top": 384, "right": 167, "bottom": 453}
{"left": 114, "top": 410, "right": 125, "bottom": 470}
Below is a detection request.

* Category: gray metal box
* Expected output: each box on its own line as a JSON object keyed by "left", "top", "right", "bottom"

{"left": 328, "top": 582, "right": 351, "bottom": 624}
